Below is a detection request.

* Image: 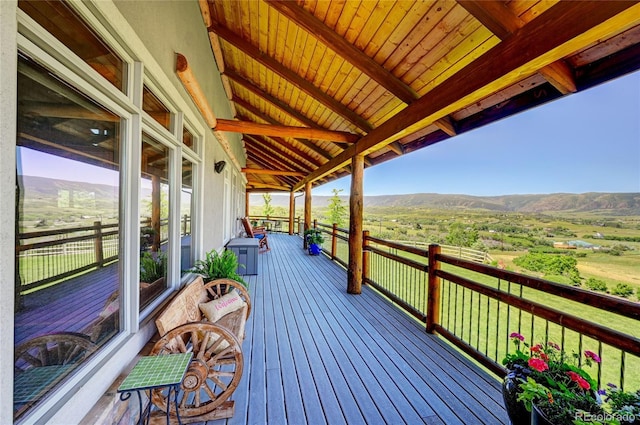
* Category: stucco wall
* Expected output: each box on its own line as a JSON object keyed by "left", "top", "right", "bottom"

{"left": 113, "top": 0, "right": 246, "bottom": 250}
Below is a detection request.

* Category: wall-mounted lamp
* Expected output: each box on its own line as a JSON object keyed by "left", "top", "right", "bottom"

{"left": 214, "top": 160, "right": 226, "bottom": 174}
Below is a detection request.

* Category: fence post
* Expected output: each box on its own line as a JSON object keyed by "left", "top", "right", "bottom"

{"left": 426, "top": 244, "right": 441, "bottom": 333}
{"left": 94, "top": 221, "right": 104, "bottom": 268}
{"left": 331, "top": 223, "right": 338, "bottom": 259}
{"left": 362, "top": 230, "right": 370, "bottom": 286}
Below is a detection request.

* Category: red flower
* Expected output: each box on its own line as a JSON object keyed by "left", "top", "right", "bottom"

{"left": 567, "top": 371, "right": 591, "bottom": 390}
{"left": 547, "top": 342, "right": 560, "bottom": 351}
{"left": 528, "top": 358, "right": 549, "bottom": 372}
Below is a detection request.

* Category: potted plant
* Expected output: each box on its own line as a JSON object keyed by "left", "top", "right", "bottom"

{"left": 503, "top": 332, "right": 640, "bottom": 425}
{"left": 188, "top": 249, "right": 247, "bottom": 287}
{"left": 140, "top": 251, "right": 167, "bottom": 284}
{"left": 304, "top": 229, "right": 324, "bottom": 255}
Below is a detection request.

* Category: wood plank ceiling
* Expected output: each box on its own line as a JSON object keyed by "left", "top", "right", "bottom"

{"left": 198, "top": 0, "right": 640, "bottom": 193}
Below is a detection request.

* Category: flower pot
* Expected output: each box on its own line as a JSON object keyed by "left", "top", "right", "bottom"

{"left": 502, "top": 374, "right": 531, "bottom": 425}
{"left": 308, "top": 243, "right": 322, "bottom": 255}
{"left": 531, "top": 403, "right": 554, "bottom": 425}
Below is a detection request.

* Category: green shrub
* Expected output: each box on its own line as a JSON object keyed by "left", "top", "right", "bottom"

{"left": 585, "top": 278, "right": 608, "bottom": 292}
{"left": 140, "top": 251, "right": 167, "bottom": 283}
{"left": 188, "top": 249, "right": 247, "bottom": 287}
{"left": 611, "top": 282, "right": 634, "bottom": 298}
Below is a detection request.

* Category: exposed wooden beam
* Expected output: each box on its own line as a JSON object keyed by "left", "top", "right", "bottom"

{"left": 242, "top": 168, "right": 305, "bottom": 177}
{"left": 247, "top": 183, "right": 292, "bottom": 191}
{"left": 265, "top": 1, "right": 458, "bottom": 136}
{"left": 176, "top": 53, "right": 217, "bottom": 128}
{"left": 215, "top": 118, "right": 359, "bottom": 143}
{"left": 21, "top": 102, "right": 119, "bottom": 122}
{"left": 458, "top": 0, "right": 577, "bottom": 94}
{"left": 224, "top": 68, "right": 321, "bottom": 130}
{"left": 538, "top": 61, "right": 577, "bottom": 95}
{"left": 234, "top": 106, "right": 335, "bottom": 161}
{"left": 293, "top": 1, "right": 640, "bottom": 191}
{"left": 244, "top": 135, "right": 310, "bottom": 175}
{"left": 233, "top": 101, "right": 339, "bottom": 163}
{"left": 265, "top": 0, "right": 418, "bottom": 105}
{"left": 208, "top": 21, "right": 373, "bottom": 132}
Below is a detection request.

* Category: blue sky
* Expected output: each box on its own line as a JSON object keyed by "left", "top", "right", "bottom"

{"left": 314, "top": 71, "right": 640, "bottom": 197}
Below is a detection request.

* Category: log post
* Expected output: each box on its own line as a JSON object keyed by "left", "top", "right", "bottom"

{"left": 331, "top": 223, "right": 338, "bottom": 259}
{"left": 362, "top": 230, "right": 370, "bottom": 285}
{"left": 304, "top": 182, "right": 311, "bottom": 249}
{"left": 245, "top": 191, "right": 250, "bottom": 217}
{"left": 151, "top": 175, "right": 161, "bottom": 252}
{"left": 347, "top": 154, "right": 364, "bottom": 294}
{"left": 94, "top": 221, "right": 104, "bottom": 268}
{"left": 426, "top": 244, "right": 441, "bottom": 333}
{"left": 288, "top": 191, "right": 295, "bottom": 235}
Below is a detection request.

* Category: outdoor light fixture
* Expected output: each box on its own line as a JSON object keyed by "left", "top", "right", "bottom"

{"left": 214, "top": 160, "right": 226, "bottom": 174}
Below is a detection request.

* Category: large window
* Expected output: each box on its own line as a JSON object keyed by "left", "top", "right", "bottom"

{"left": 181, "top": 158, "right": 194, "bottom": 273}
{"left": 139, "top": 133, "right": 171, "bottom": 310}
{"left": 19, "top": 0, "right": 126, "bottom": 92}
{"left": 14, "top": 54, "right": 122, "bottom": 420}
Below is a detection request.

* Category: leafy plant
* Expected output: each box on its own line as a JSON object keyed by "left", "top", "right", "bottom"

{"left": 140, "top": 251, "right": 167, "bottom": 283}
{"left": 188, "top": 249, "right": 247, "bottom": 287}
{"left": 612, "top": 282, "right": 634, "bottom": 298}
{"left": 304, "top": 228, "right": 324, "bottom": 245}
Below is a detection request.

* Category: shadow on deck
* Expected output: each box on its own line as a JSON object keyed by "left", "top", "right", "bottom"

{"left": 208, "top": 234, "right": 508, "bottom": 425}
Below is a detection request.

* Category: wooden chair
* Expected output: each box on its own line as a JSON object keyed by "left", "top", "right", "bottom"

{"left": 241, "top": 217, "right": 270, "bottom": 251}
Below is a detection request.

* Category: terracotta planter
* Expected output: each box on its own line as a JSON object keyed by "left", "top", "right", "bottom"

{"left": 502, "top": 374, "right": 531, "bottom": 425}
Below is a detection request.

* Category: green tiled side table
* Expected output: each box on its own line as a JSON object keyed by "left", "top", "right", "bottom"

{"left": 118, "top": 353, "right": 192, "bottom": 425}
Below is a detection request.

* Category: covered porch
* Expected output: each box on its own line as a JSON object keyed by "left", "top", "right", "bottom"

{"left": 183, "top": 233, "right": 506, "bottom": 425}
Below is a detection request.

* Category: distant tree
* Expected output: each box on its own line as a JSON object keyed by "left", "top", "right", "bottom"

{"left": 445, "top": 222, "right": 478, "bottom": 248}
{"left": 262, "top": 193, "right": 274, "bottom": 217}
{"left": 327, "top": 189, "right": 346, "bottom": 227}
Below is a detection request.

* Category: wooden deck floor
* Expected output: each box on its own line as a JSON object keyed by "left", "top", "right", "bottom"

{"left": 207, "top": 234, "right": 508, "bottom": 425}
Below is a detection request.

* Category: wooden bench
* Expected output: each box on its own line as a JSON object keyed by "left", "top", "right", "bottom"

{"left": 148, "top": 276, "right": 251, "bottom": 423}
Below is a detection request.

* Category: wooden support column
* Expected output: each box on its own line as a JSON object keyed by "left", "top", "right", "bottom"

{"left": 151, "top": 175, "right": 161, "bottom": 252}
{"left": 304, "top": 182, "right": 312, "bottom": 249}
{"left": 289, "top": 192, "right": 295, "bottom": 235}
{"left": 347, "top": 154, "right": 364, "bottom": 294}
{"left": 426, "top": 244, "right": 441, "bottom": 333}
{"left": 245, "top": 191, "right": 249, "bottom": 217}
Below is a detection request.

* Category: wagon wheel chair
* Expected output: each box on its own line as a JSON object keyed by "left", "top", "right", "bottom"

{"left": 149, "top": 278, "right": 251, "bottom": 421}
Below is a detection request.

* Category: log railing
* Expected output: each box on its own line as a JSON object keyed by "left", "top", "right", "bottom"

{"left": 248, "top": 215, "right": 301, "bottom": 235}
{"left": 16, "top": 216, "right": 189, "bottom": 294}
{"left": 312, "top": 221, "right": 640, "bottom": 391}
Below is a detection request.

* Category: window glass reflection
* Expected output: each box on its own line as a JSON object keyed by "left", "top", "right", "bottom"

{"left": 140, "top": 134, "right": 170, "bottom": 310}
{"left": 14, "top": 54, "right": 121, "bottom": 420}
{"left": 181, "top": 159, "right": 194, "bottom": 273}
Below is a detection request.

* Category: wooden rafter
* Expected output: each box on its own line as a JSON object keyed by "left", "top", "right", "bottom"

{"left": 233, "top": 105, "right": 336, "bottom": 161}
{"left": 233, "top": 98, "right": 333, "bottom": 162}
{"left": 458, "top": 0, "right": 577, "bottom": 94}
{"left": 215, "top": 118, "right": 359, "bottom": 143}
{"left": 265, "top": 0, "right": 418, "bottom": 105}
{"left": 244, "top": 151, "right": 297, "bottom": 188}
{"left": 224, "top": 68, "right": 321, "bottom": 130}
{"left": 208, "top": 21, "right": 373, "bottom": 132}
{"left": 242, "top": 168, "right": 305, "bottom": 177}
{"left": 244, "top": 135, "right": 310, "bottom": 175}
{"left": 265, "top": 0, "right": 456, "bottom": 137}
{"left": 293, "top": 1, "right": 640, "bottom": 191}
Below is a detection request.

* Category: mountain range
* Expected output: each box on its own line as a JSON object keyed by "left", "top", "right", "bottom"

{"left": 19, "top": 176, "right": 640, "bottom": 215}
{"left": 256, "top": 192, "right": 640, "bottom": 215}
